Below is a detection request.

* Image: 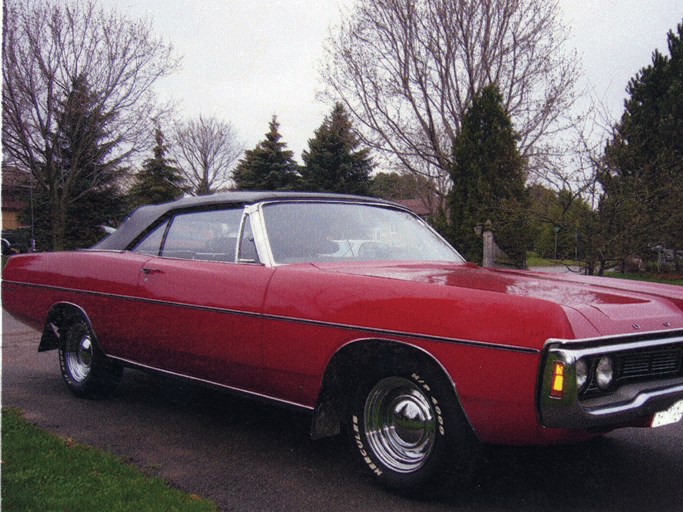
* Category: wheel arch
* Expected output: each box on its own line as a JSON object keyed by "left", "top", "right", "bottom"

{"left": 39, "top": 302, "right": 97, "bottom": 352}
{"left": 311, "top": 338, "right": 469, "bottom": 440}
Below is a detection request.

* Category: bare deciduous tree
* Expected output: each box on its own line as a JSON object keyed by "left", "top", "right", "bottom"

{"left": 321, "top": 0, "right": 580, "bottom": 202}
{"left": 172, "top": 115, "right": 244, "bottom": 195}
{"left": 528, "top": 94, "right": 617, "bottom": 275}
{"left": 2, "top": 0, "right": 178, "bottom": 249}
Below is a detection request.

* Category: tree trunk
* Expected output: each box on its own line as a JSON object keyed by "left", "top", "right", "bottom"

{"left": 50, "top": 193, "right": 66, "bottom": 251}
{"left": 598, "top": 259, "right": 606, "bottom": 276}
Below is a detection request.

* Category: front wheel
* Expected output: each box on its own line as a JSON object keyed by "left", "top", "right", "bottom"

{"left": 59, "top": 318, "right": 122, "bottom": 399}
{"left": 349, "top": 366, "right": 475, "bottom": 491}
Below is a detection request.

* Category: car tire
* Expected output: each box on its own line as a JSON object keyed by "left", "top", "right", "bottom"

{"left": 59, "top": 318, "right": 123, "bottom": 399}
{"left": 349, "top": 363, "right": 476, "bottom": 492}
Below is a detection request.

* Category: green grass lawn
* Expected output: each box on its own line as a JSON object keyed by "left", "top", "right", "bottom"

{"left": 1, "top": 408, "right": 217, "bottom": 512}
{"left": 605, "top": 272, "right": 683, "bottom": 286}
{"left": 526, "top": 253, "right": 683, "bottom": 286}
{"left": 526, "top": 252, "right": 577, "bottom": 267}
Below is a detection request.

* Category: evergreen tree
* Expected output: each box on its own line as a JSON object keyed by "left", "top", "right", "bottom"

{"left": 600, "top": 21, "right": 683, "bottom": 268}
{"left": 3, "top": 0, "right": 178, "bottom": 250}
{"left": 22, "top": 74, "right": 126, "bottom": 250}
{"left": 232, "top": 117, "right": 301, "bottom": 190}
{"left": 300, "top": 103, "right": 373, "bottom": 195}
{"left": 448, "top": 84, "right": 531, "bottom": 266}
{"left": 128, "top": 128, "right": 187, "bottom": 208}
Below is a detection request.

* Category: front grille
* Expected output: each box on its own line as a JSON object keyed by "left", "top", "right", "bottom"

{"left": 580, "top": 342, "right": 683, "bottom": 398}
{"left": 618, "top": 345, "right": 682, "bottom": 381}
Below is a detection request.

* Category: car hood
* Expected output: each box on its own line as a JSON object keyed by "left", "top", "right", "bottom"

{"left": 316, "top": 262, "right": 683, "bottom": 338}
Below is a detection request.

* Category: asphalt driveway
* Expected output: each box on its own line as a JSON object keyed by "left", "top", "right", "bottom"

{"left": 3, "top": 310, "right": 683, "bottom": 511}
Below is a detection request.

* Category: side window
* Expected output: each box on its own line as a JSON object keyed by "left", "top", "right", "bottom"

{"left": 238, "top": 215, "right": 260, "bottom": 263}
{"left": 132, "top": 220, "right": 169, "bottom": 256}
{"left": 161, "top": 209, "right": 243, "bottom": 262}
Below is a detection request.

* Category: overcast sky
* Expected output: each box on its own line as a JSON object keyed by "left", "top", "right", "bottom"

{"left": 108, "top": 0, "right": 682, "bottom": 160}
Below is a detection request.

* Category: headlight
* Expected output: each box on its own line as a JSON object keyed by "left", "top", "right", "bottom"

{"left": 595, "top": 356, "right": 614, "bottom": 390}
{"left": 575, "top": 358, "right": 589, "bottom": 392}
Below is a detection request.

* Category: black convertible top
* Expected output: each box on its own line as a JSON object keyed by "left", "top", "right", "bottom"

{"left": 93, "top": 191, "right": 394, "bottom": 251}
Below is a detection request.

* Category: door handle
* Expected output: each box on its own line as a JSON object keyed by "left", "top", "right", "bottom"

{"left": 141, "top": 267, "right": 162, "bottom": 275}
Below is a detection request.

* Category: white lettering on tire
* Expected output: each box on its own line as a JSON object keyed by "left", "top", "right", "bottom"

{"left": 411, "top": 373, "right": 446, "bottom": 436}
{"left": 352, "top": 415, "right": 382, "bottom": 476}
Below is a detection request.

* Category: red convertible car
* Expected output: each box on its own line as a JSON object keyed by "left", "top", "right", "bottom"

{"left": 3, "top": 191, "right": 683, "bottom": 490}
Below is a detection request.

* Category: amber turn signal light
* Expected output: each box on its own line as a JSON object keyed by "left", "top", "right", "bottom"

{"left": 550, "top": 362, "right": 565, "bottom": 399}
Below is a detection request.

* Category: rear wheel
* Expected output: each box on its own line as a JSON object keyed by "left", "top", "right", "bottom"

{"left": 59, "top": 318, "right": 122, "bottom": 398}
{"left": 349, "top": 364, "right": 475, "bottom": 491}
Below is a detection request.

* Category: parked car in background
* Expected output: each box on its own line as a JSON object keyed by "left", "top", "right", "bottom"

{"left": 651, "top": 244, "right": 683, "bottom": 271}
{"left": 3, "top": 192, "right": 683, "bottom": 491}
{"left": 1, "top": 228, "right": 32, "bottom": 255}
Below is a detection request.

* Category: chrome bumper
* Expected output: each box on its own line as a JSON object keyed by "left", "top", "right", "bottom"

{"left": 539, "top": 330, "right": 683, "bottom": 430}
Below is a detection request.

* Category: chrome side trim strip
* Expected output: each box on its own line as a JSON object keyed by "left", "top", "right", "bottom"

{"left": 5, "top": 280, "right": 540, "bottom": 354}
{"left": 109, "top": 355, "right": 315, "bottom": 412}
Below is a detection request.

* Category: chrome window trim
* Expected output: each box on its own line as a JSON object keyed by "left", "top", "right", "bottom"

{"left": 244, "top": 203, "right": 275, "bottom": 267}
{"left": 250, "top": 199, "right": 465, "bottom": 267}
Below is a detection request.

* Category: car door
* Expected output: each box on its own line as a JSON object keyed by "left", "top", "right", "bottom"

{"left": 127, "top": 207, "right": 274, "bottom": 392}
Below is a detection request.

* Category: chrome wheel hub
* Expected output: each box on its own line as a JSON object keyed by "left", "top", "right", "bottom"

{"left": 364, "top": 377, "right": 436, "bottom": 473}
{"left": 66, "top": 332, "right": 93, "bottom": 382}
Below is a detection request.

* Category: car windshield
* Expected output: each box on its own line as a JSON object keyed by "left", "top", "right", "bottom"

{"left": 262, "top": 202, "right": 464, "bottom": 264}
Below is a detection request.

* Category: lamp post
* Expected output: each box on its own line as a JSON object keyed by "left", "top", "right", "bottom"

{"left": 553, "top": 226, "right": 560, "bottom": 260}
{"left": 475, "top": 220, "right": 495, "bottom": 268}
{"left": 29, "top": 170, "right": 36, "bottom": 252}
